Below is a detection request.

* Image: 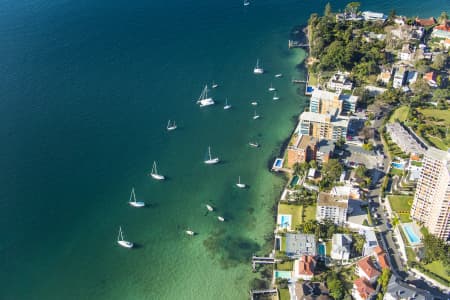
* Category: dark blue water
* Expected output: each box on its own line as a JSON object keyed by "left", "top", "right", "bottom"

{"left": 0, "top": 0, "right": 446, "bottom": 299}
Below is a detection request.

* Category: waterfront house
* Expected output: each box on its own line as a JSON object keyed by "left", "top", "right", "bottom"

{"left": 331, "top": 233, "right": 352, "bottom": 261}
{"left": 361, "top": 11, "right": 387, "bottom": 22}
{"left": 414, "top": 17, "right": 436, "bottom": 27}
{"left": 327, "top": 72, "right": 353, "bottom": 92}
{"left": 286, "top": 134, "right": 318, "bottom": 168}
{"left": 431, "top": 23, "right": 450, "bottom": 39}
{"left": 355, "top": 256, "right": 381, "bottom": 284}
{"left": 293, "top": 255, "right": 316, "bottom": 280}
{"left": 285, "top": 233, "right": 317, "bottom": 258}
{"left": 316, "top": 192, "right": 348, "bottom": 225}
{"left": 352, "top": 277, "right": 376, "bottom": 300}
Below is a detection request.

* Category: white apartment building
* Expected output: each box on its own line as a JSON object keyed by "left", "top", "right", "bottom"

{"left": 316, "top": 192, "right": 348, "bottom": 225}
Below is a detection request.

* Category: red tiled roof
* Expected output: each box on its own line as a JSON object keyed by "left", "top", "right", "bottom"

{"left": 435, "top": 24, "right": 450, "bottom": 32}
{"left": 378, "top": 253, "right": 390, "bottom": 270}
{"left": 373, "top": 246, "right": 384, "bottom": 256}
{"left": 424, "top": 71, "right": 436, "bottom": 82}
{"left": 357, "top": 257, "right": 381, "bottom": 279}
{"left": 354, "top": 278, "right": 375, "bottom": 300}
{"left": 415, "top": 17, "right": 436, "bottom": 27}
{"left": 298, "top": 255, "right": 315, "bottom": 276}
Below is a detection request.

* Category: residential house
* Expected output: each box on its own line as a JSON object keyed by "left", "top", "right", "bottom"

{"left": 393, "top": 66, "right": 406, "bottom": 89}
{"left": 316, "top": 192, "right": 348, "bottom": 225}
{"left": 355, "top": 256, "right": 381, "bottom": 284}
{"left": 362, "top": 229, "right": 378, "bottom": 256}
{"left": 293, "top": 255, "right": 316, "bottom": 280}
{"left": 405, "top": 70, "right": 418, "bottom": 85}
{"left": 285, "top": 233, "right": 317, "bottom": 258}
{"left": 331, "top": 185, "right": 360, "bottom": 199}
{"left": 316, "top": 139, "right": 335, "bottom": 163}
{"left": 362, "top": 11, "right": 387, "bottom": 22}
{"left": 378, "top": 68, "right": 392, "bottom": 85}
{"left": 308, "top": 168, "right": 317, "bottom": 179}
{"left": 353, "top": 278, "right": 376, "bottom": 300}
{"left": 399, "top": 44, "right": 414, "bottom": 61}
{"left": 295, "top": 282, "right": 331, "bottom": 300}
{"left": 423, "top": 71, "right": 438, "bottom": 87}
{"left": 328, "top": 72, "right": 353, "bottom": 92}
{"left": 331, "top": 234, "right": 352, "bottom": 261}
{"left": 384, "top": 275, "right": 431, "bottom": 300}
{"left": 414, "top": 17, "right": 436, "bottom": 27}
{"left": 431, "top": 23, "right": 450, "bottom": 39}
{"left": 440, "top": 38, "right": 450, "bottom": 50}
{"left": 373, "top": 246, "right": 390, "bottom": 270}
{"left": 286, "top": 134, "right": 318, "bottom": 168}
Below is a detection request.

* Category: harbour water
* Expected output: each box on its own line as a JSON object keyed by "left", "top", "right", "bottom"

{"left": 0, "top": 0, "right": 445, "bottom": 299}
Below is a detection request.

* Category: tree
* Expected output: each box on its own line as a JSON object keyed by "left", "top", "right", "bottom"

{"left": 324, "top": 2, "right": 332, "bottom": 17}
{"left": 432, "top": 88, "right": 449, "bottom": 103}
{"left": 432, "top": 53, "right": 447, "bottom": 71}
{"left": 353, "top": 234, "right": 365, "bottom": 254}
{"left": 327, "top": 272, "right": 345, "bottom": 300}
{"left": 411, "top": 78, "right": 431, "bottom": 98}
{"left": 321, "top": 159, "right": 343, "bottom": 186}
{"left": 438, "top": 11, "right": 449, "bottom": 24}
{"left": 345, "top": 2, "right": 361, "bottom": 16}
{"left": 378, "top": 268, "right": 391, "bottom": 292}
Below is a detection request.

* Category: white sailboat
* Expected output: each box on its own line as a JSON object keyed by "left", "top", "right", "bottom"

{"left": 206, "top": 204, "right": 214, "bottom": 211}
{"left": 223, "top": 98, "right": 232, "bottom": 110}
{"left": 253, "top": 111, "right": 260, "bottom": 120}
{"left": 273, "top": 92, "right": 279, "bottom": 100}
{"left": 167, "top": 120, "right": 177, "bottom": 131}
{"left": 249, "top": 141, "right": 259, "bottom": 148}
{"left": 204, "top": 146, "right": 219, "bottom": 164}
{"left": 218, "top": 216, "right": 225, "bottom": 222}
{"left": 236, "top": 176, "right": 246, "bottom": 188}
{"left": 186, "top": 229, "right": 195, "bottom": 236}
{"left": 275, "top": 73, "right": 283, "bottom": 78}
{"left": 253, "top": 59, "right": 264, "bottom": 74}
{"left": 243, "top": 0, "right": 250, "bottom": 6}
{"left": 150, "top": 161, "right": 165, "bottom": 180}
{"left": 129, "top": 187, "right": 145, "bottom": 208}
{"left": 196, "top": 85, "right": 215, "bottom": 107}
{"left": 251, "top": 101, "right": 258, "bottom": 106}
{"left": 212, "top": 81, "right": 219, "bottom": 88}
{"left": 117, "top": 226, "right": 133, "bottom": 248}
{"left": 268, "top": 83, "right": 276, "bottom": 92}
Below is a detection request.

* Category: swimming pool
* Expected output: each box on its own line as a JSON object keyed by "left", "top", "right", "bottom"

{"left": 274, "top": 270, "right": 292, "bottom": 279}
{"left": 318, "top": 243, "right": 326, "bottom": 256}
{"left": 275, "top": 158, "right": 283, "bottom": 167}
{"left": 306, "top": 86, "right": 314, "bottom": 93}
{"left": 290, "top": 175, "right": 299, "bottom": 188}
{"left": 279, "top": 214, "right": 292, "bottom": 229}
{"left": 403, "top": 223, "right": 421, "bottom": 244}
{"left": 391, "top": 162, "right": 405, "bottom": 169}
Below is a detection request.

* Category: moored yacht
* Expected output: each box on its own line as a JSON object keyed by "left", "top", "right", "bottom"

{"left": 268, "top": 83, "right": 276, "bottom": 92}
{"left": 117, "top": 227, "right": 133, "bottom": 249}
{"left": 150, "top": 161, "right": 165, "bottom": 180}
{"left": 129, "top": 187, "right": 145, "bottom": 208}
{"left": 206, "top": 204, "right": 214, "bottom": 211}
{"left": 273, "top": 92, "right": 279, "bottom": 100}
{"left": 197, "top": 85, "right": 215, "bottom": 107}
{"left": 253, "top": 59, "right": 264, "bottom": 74}
{"left": 167, "top": 120, "right": 177, "bottom": 131}
{"left": 236, "top": 176, "right": 246, "bottom": 188}
{"left": 253, "top": 111, "right": 260, "bottom": 120}
{"left": 223, "top": 98, "right": 232, "bottom": 110}
{"left": 218, "top": 216, "right": 225, "bottom": 222}
{"left": 204, "top": 146, "right": 219, "bottom": 164}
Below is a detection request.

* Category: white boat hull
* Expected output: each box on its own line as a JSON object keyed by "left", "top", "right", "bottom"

{"left": 268, "top": 88, "right": 276, "bottom": 92}
{"left": 224, "top": 105, "right": 231, "bottom": 110}
{"left": 206, "top": 205, "right": 214, "bottom": 211}
{"left": 273, "top": 97, "right": 279, "bottom": 101}
{"left": 218, "top": 216, "right": 225, "bottom": 222}
{"left": 204, "top": 158, "right": 219, "bottom": 164}
{"left": 212, "top": 84, "right": 218, "bottom": 88}
{"left": 129, "top": 201, "right": 145, "bottom": 208}
{"left": 251, "top": 102, "right": 258, "bottom": 106}
{"left": 186, "top": 230, "right": 195, "bottom": 236}
{"left": 249, "top": 142, "right": 259, "bottom": 148}
{"left": 151, "top": 173, "right": 165, "bottom": 180}
{"left": 198, "top": 98, "right": 215, "bottom": 107}
{"left": 236, "top": 183, "right": 246, "bottom": 188}
{"left": 253, "top": 115, "right": 260, "bottom": 120}
{"left": 167, "top": 126, "right": 177, "bottom": 131}
{"left": 275, "top": 74, "right": 282, "bottom": 78}
{"left": 118, "top": 240, "right": 134, "bottom": 248}
{"left": 253, "top": 68, "right": 264, "bottom": 74}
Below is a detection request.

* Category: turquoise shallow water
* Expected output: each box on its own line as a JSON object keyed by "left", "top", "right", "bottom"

{"left": 0, "top": 0, "right": 446, "bottom": 299}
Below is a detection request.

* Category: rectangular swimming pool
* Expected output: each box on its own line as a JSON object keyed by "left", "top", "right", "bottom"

{"left": 290, "top": 175, "right": 299, "bottom": 188}
{"left": 274, "top": 270, "right": 292, "bottom": 279}
{"left": 391, "top": 162, "right": 405, "bottom": 169}
{"left": 318, "top": 243, "right": 326, "bottom": 256}
{"left": 275, "top": 159, "right": 283, "bottom": 167}
{"left": 279, "top": 214, "right": 292, "bottom": 229}
{"left": 403, "top": 223, "right": 421, "bottom": 244}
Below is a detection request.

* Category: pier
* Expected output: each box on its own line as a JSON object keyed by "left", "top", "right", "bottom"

{"left": 292, "top": 79, "right": 307, "bottom": 84}
{"left": 250, "top": 289, "right": 278, "bottom": 299}
{"left": 288, "top": 39, "right": 309, "bottom": 49}
{"left": 251, "top": 255, "right": 281, "bottom": 271}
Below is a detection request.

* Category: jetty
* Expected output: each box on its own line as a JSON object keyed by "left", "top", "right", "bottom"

{"left": 288, "top": 39, "right": 309, "bottom": 49}
{"left": 250, "top": 289, "right": 278, "bottom": 299}
{"left": 251, "top": 255, "right": 281, "bottom": 271}
{"left": 292, "top": 79, "right": 307, "bottom": 84}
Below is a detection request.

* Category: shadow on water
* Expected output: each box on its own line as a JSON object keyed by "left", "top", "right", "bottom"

{"left": 203, "top": 230, "right": 260, "bottom": 269}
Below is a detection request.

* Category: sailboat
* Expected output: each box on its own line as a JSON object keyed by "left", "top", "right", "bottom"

{"left": 249, "top": 141, "right": 260, "bottom": 148}
{"left": 236, "top": 176, "right": 246, "bottom": 188}
{"left": 268, "top": 83, "right": 276, "bottom": 92}
{"left": 204, "top": 146, "right": 219, "bottom": 164}
{"left": 129, "top": 187, "right": 145, "bottom": 208}
{"left": 273, "top": 92, "right": 279, "bottom": 100}
{"left": 117, "top": 226, "right": 133, "bottom": 248}
{"left": 212, "top": 81, "right": 219, "bottom": 89}
{"left": 243, "top": 0, "right": 250, "bottom": 6}
{"left": 275, "top": 73, "right": 283, "bottom": 78}
{"left": 223, "top": 98, "right": 232, "bottom": 110}
{"left": 218, "top": 216, "right": 225, "bottom": 222}
{"left": 206, "top": 204, "right": 214, "bottom": 211}
{"left": 196, "top": 85, "right": 215, "bottom": 107}
{"left": 251, "top": 101, "right": 258, "bottom": 106}
{"left": 186, "top": 229, "right": 195, "bottom": 236}
{"left": 150, "top": 161, "right": 165, "bottom": 180}
{"left": 253, "top": 59, "right": 264, "bottom": 74}
{"left": 253, "top": 111, "right": 260, "bottom": 120}
{"left": 167, "top": 120, "right": 177, "bottom": 131}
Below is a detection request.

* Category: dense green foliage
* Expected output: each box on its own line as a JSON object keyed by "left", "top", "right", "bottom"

{"left": 326, "top": 272, "right": 345, "bottom": 300}
{"left": 320, "top": 159, "right": 343, "bottom": 190}
{"left": 422, "top": 232, "right": 450, "bottom": 267}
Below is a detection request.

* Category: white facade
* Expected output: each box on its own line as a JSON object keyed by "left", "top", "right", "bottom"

{"left": 316, "top": 192, "right": 348, "bottom": 225}
{"left": 331, "top": 234, "right": 352, "bottom": 261}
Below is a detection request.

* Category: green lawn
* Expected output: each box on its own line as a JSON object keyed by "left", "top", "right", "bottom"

{"left": 426, "top": 136, "right": 448, "bottom": 151}
{"left": 389, "top": 106, "right": 409, "bottom": 123}
{"left": 423, "top": 261, "right": 450, "bottom": 282}
{"left": 418, "top": 108, "right": 450, "bottom": 126}
{"left": 279, "top": 288, "right": 290, "bottom": 300}
{"left": 388, "top": 195, "right": 412, "bottom": 214}
{"left": 278, "top": 203, "right": 303, "bottom": 230}
{"left": 276, "top": 260, "right": 294, "bottom": 271}
{"left": 281, "top": 236, "right": 286, "bottom": 251}
{"left": 303, "top": 205, "right": 317, "bottom": 222}
{"left": 389, "top": 167, "right": 404, "bottom": 176}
